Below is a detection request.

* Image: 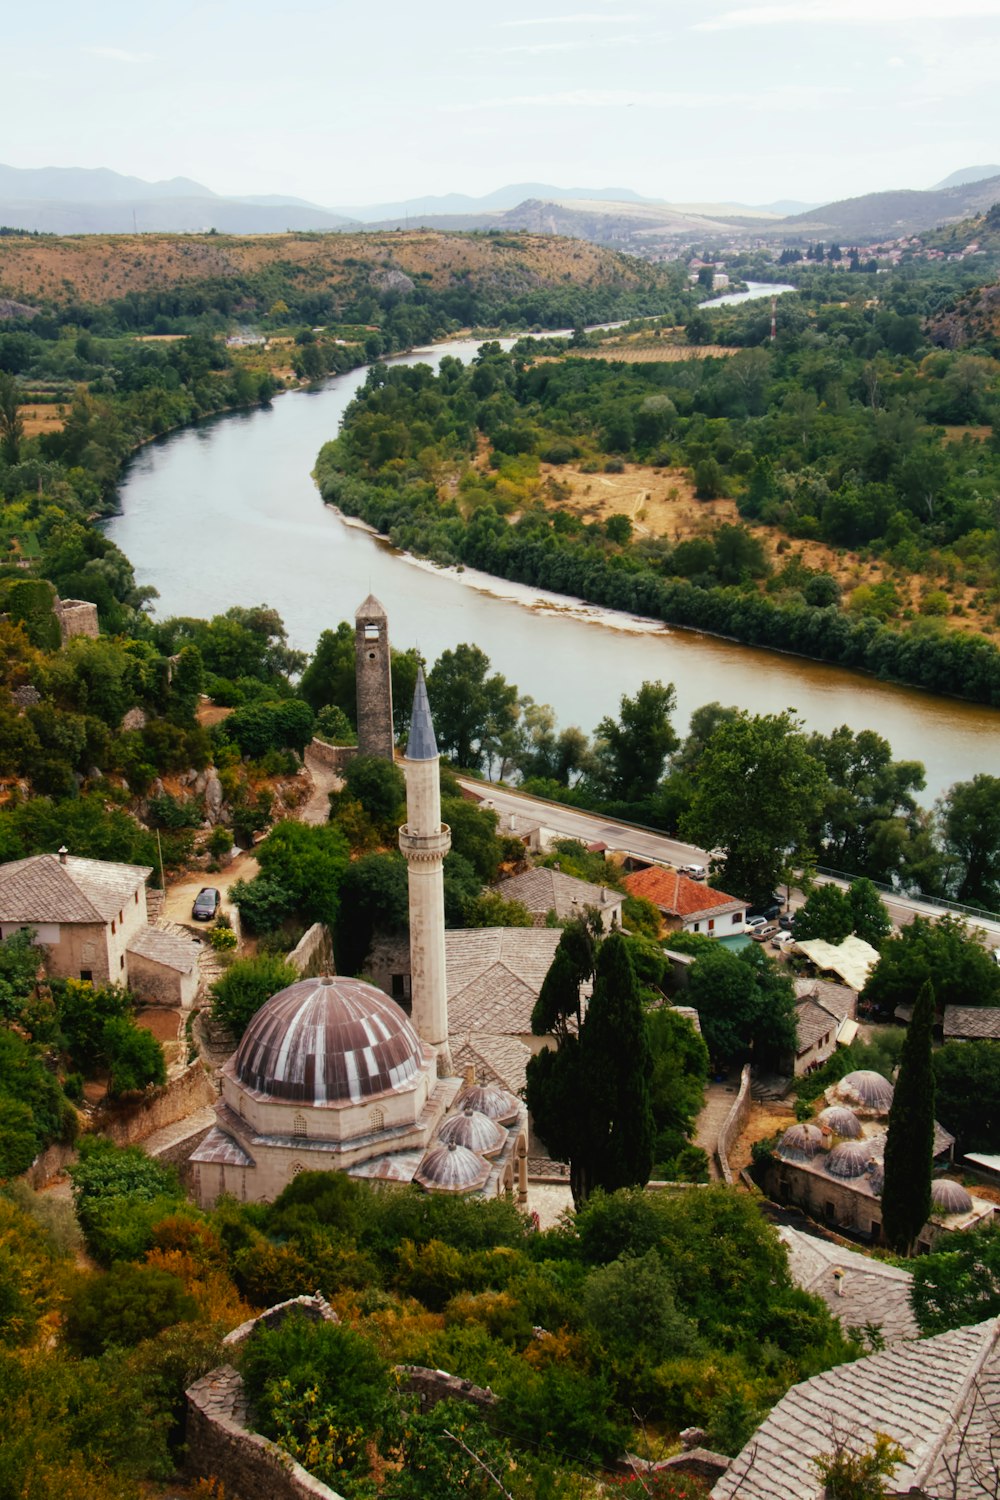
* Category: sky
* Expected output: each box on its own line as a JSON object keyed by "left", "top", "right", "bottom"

{"left": 5, "top": 0, "right": 1000, "bottom": 209}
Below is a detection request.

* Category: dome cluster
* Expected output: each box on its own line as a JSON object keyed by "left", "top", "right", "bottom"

{"left": 414, "top": 1083, "right": 523, "bottom": 1195}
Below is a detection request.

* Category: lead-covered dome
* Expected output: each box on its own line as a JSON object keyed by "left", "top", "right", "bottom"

{"left": 816, "top": 1106, "right": 863, "bottom": 1139}
{"left": 454, "top": 1082, "right": 521, "bottom": 1125}
{"left": 232, "top": 975, "right": 426, "bottom": 1105}
{"left": 833, "top": 1070, "right": 894, "bottom": 1113}
{"left": 414, "top": 1140, "right": 492, "bottom": 1195}
{"left": 776, "top": 1124, "right": 826, "bottom": 1162}
{"left": 437, "top": 1106, "right": 507, "bottom": 1159}
{"left": 931, "top": 1179, "right": 973, "bottom": 1216}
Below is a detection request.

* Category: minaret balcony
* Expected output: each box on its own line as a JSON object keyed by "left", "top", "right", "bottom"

{"left": 399, "top": 824, "right": 452, "bottom": 860}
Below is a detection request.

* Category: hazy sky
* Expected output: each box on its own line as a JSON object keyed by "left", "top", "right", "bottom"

{"left": 6, "top": 0, "right": 1000, "bottom": 207}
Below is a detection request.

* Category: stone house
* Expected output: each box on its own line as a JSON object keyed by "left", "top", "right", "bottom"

{"left": 0, "top": 851, "right": 200, "bottom": 1007}
{"left": 623, "top": 865, "right": 748, "bottom": 940}
{"left": 787, "top": 979, "right": 858, "bottom": 1077}
{"left": 490, "top": 866, "right": 623, "bottom": 931}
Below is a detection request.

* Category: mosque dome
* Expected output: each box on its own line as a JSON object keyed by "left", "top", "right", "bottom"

{"left": 231, "top": 974, "right": 427, "bottom": 1106}
{"left": 776, "top": 1123, "right": 826, "bottom": 1162}
{"left": 414, "top": 1140, "right": 492, "bottom": 1195}
{"left": 825, "top": 1140, "right": 878, "bottom": 1180}
{"left": 931, "top": 1179, "right": 974, "bottom": 1215}
{"left": 455, "top": 1082, "right": 522, "bottom": 1125}
{"left": 816, "top": 1106, "right": 863, "bottom": 1139}
{"left": 437, "top": 1106, "right": 507, "bottom": 1159}
{"left": 833, "top": 1070, "right": 895, "bottom": 1113}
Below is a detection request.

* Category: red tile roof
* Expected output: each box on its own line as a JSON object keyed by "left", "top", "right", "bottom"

{"left": 624, "top": 866, "right": 744, "bottom": 918}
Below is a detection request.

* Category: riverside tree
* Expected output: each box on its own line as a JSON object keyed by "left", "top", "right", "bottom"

{"left": 881, "top": 978, "right": 935, "bottom": 1256}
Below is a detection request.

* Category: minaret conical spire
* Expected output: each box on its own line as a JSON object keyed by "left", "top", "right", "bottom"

{"left": 406, "top": 666, "right": 438, "bottom": 761}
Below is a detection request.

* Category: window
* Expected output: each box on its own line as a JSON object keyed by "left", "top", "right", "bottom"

{"left": 370, "top": 1108, "right": 385, "bottom": 1132}
{"left": 708, "top": 919, "right": 715, "bottom": 932}
{"left": 732, "top": 913, "right": 742, "bottom": 925}
{"left": 364, "top": 624, "right": 379, "bottom": 641}
{"left": 291, "top": 1162, "right": 303, "bottom": 1177}
{"left": 111, "top": 920, "right": 116, "bottom": 935}
{"left": 134, "top": 891, "right": 139, "bottom": 904}
{"left": 692, "top": 923, "right": 700, "bottom": 932}
{"left": 391, "top": 974, "right": 412, "bottom": 1001}
{"left": 80, "top": 969, "right": 92, "bottom": 982}
{"left": 292, "top": 1114, "right": 307, "bottom": 1138}
{"left": 120, "top": 955, "right": 125, "bottom": 970}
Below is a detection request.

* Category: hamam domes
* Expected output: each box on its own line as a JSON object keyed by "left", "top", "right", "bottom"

{"left": 192, "top": 634, "right": 528, "bottom": 1208}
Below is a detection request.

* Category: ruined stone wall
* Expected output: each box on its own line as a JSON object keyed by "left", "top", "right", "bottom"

{"left": 286, "top": 924, "right": 335, "bottom": 978}
{"left": 54, "top": 597, "right": 100, "bottom": 643}
{"left": 716, "top": 1064, "right": 752, "bottom": 1186}
{"left": 94, "top": 1059, "right": 216, "bottom": 1147}
{"left": 25, "top": 1141, "right": 78, "bottom": 1189}
{"left": 308, "top": 738, "right": 358, "bottom": 773}
{"left": 395, "top": 1365, "right": 498, "bottom": 1415}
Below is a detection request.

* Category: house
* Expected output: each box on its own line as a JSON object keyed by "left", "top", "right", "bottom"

{"left": 490, "top": 866, "right": 623, "bottom": 931}
{"left": 0, "top": 851, "right": 201, "bottom": 1007}
{"left": 788, "top": 979, "right": 858, "bottom": 1076}
{"left": 943, "top": 1005, "right": 1000, "bottom": 1042}
{"left": 623, "top": 865, "right": 747, "bottom": 940}
{"left": 713, "top": 1318, "right": 1000, "bottom": 1499}
{"left": 777, "top": 1225, "right": 918, "bottom": 1345}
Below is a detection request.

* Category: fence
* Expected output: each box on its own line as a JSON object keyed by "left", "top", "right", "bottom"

{"left": 716, "top": 1064, "right": 752, "bottom": 1186}
{"left": 813, "top": 866, "right": 1000, "bottom": 925}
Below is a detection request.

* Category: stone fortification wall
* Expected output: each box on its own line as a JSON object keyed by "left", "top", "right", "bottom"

{"left": 94, "top": 1059, "right": 216, "bottom": 1148}
{"left": 25, "top": 1141, "right": 78, "bottom": 1189}
{"left": 308, "top": 738, "right": 358, "bottom": 773}
{"left": 222, "top": 1293, "right": 339, "bottom": 1350}
{"left": 286, "top": 924, "right": 335, "bottom": 978}
{"left": 395, "top": 1365, "right": 498, "bottom": 1415}
{"left": 186, "top": 1366, "right": 346, "bottom": 1500}
{"left": 54, "top": 597, "right": 100, "bottom": 643}
{"left": 716, "top": 1064, "right": 752, "bottom": 1186}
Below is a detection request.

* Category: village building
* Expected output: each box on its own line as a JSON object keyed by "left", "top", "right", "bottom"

{"left": 713, "top": 1318, "right": 1000, "bottom": 1500}
{"left": 777, "top": 1225, "right": 918, "bottom": 1345}
{"left": 622, "top": 865, "right": 748, "bottom": 939}
{"left": 787, "top": 978, "right": 858, "bottom": 1077}
{"left": 942, "top": 1005, "right": 1000, "bottom": 1043}
{"left": 0, "top": 850, "right": 200, "bottom": 1007}
{"left": 490, "top": 865, "right": 623, "bottom": 930}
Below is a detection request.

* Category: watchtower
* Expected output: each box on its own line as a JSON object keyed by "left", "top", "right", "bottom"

{"left": 354, "top": 595, "right": 394, "bottom": 760}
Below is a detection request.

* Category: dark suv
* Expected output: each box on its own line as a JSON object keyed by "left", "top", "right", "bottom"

{"left": 192, "top": 887, "right": 220, "bottom": 921}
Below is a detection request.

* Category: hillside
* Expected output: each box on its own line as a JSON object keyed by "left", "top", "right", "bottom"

{"left": 777, "top": 174, "right": 1000, "bottom": 241}
{"left": 0, "top": 228, "right": 671, "bottom": 310}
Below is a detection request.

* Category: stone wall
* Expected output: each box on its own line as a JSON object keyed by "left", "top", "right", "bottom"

{"left": 127, "top": 950, "right": 199, "bottom": 1009}
{"left": 25, "top": 1141, "right": 78, "bottom": 1189}
{"left": 286, "top": 923, "right": 335, "bottom": 978}
{"left": 364, "top": 930, "right": 410, "bottom": 1001}
{"left": 222, "top": 1293, "right": 338, "bottom": 1350}
{"left": 395, "top": 1365, "right": 498, "bottom": 1416}
{"left": 186, "top": 1366, "right": 346, "bottom": 1500}
{"left": 54, "top": 597, "right": 100, "bottom": 643}
{"left": 716, "top": 1064, "right": 752, "bottom": 1186}
{"left": 308, "top": 738, "right": 358, "bottom": 773}
{"left": 94, "top": 1059, "right": 216, "bottom": 1147}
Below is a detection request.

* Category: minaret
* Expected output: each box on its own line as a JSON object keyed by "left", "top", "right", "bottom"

{"left": 354, "top": 595, "right": 394, "bottom": 760}
{"left": 399, "top": 668, "right": 452, "bottom": 1073}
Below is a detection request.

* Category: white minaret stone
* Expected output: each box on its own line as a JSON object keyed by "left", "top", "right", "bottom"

{"left": 399, "top": 667, "right": 452, "bottom": 1073}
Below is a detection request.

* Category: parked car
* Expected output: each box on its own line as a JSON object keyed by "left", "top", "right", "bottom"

{"left": 749, "top": 901, "right": 783, "bottom": 922}
{"left": 778, "top": 913, "right": 797, "bottom": 932}
{"left": 682, "top": 863, "right": 706, "bottom": 880}
{"left": 745, "top": 915, "right": 768, "bottom": 932}
{"left": 192, "top": 887, "right": 220, "bottom": 921}
{"left": 751, "top": 922, "right": 779, "bottom": 942}
{"left": 771, "top": 930, "right": 796, "bottom": 949}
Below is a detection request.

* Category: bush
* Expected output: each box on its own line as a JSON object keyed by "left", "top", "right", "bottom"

{"left": 63, "top": 1263, "right": 197, "bottom": 1355}
{"left": 209, "top": 924, "right": 237, "bottom": 952}
{"left": 210, "top": 954, "right": 298, "bottom": 1037}
{"left": 102, "top": 1017, "right": 167, "bottom": 1097}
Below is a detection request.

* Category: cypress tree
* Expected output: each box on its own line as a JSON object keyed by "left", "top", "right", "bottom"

{"left": 881, "top": 978, "right": 936, "bottom": 1256}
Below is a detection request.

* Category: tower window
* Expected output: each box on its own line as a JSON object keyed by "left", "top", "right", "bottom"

{"left": 370, "top": 1108, "right": 385, "bottom": 1132}
{"left": 292, "top": 1114, "right": 307, "bottom": 1138}
{"left": 291, "top": 1162, "right": 303, "bottom": 1177}
{"left": 364, "top": 624, "right": 380, "bottom": 641}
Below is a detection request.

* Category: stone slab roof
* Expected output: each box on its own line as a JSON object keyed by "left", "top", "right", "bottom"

{"left": 127, "top": 924, "right": 201, "bottom": 974}
{"left": 0, "top": 853, "right": 151, "bottom": 924}
{"left": 190, "top": 1126, "right": 255, "bottom": 1168}
{"left": 492, "top": 867, "right": 621, "bottom": 921}
{"left": 943, "top": 1005, "right": 1000, "bottom": 1040}
{"left": 793, "top": 978, "right": 857, "bottom": 1022}
{"left": 777, "top": 1226, "right": 918, "bottom": 1345}
{"left": 795, "top": 998, "right": 840, "bottom": 1052}
{"left": 452, "top": 1032, "right": 532, "bottom": 1097}
{"left": 712, "top": 1319, "right": 1000, "bottom": 1500}
{"left": 624, "top": 866, "right": 744, "bottom": 920}
{"left": 446, "top": 928, "right": 561, "bottom": 1012}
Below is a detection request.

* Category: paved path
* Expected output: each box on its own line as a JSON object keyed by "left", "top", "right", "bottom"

{"left": 692, "top": 1080, "right": 742, "bottom": 1181}
{"left": 301, "top": 744, "right": 343, "bottom": 825}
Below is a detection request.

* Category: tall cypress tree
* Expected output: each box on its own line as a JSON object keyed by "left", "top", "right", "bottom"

{"left": 881, "top": 978, "right": 936, "bottom": 1256}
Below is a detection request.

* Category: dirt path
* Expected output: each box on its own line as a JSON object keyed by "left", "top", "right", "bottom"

{"left": 162, "top": 850, "right": 259, "bottom": 926}
{"left": 300, "top": 743, "right": 343, "bottom": 825}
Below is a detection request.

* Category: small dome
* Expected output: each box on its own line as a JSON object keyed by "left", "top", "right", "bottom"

{"left": 776, "top": 1123, "right": 826, "bottom": 1162}
{"left": 825, "top": 1140, "right": 878, "bottom": 1180}
{"left": 232, "top": 975, "right": 426, "bottom": 1106}
{"left": 931, "top": 1179, "right": 974, "bottom": 1216}
{"left": 437, "top": 1107, "right": 507, "bottom": 1159}
{"left": 455, "top": 1083, "right": 521, "bottom": 1125}
{"left": 834, "top": 1070, "right": 895, "bottom": 1112}
{"left": 414, "top": 1140, "right": 492, "bottom": 1195}
{"left": 816, "top": 1106, "right": 863, "bottom": 1139}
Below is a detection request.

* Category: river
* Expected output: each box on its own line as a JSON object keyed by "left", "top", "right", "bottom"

{"left": 106, "top": 300, "right": 998, "bottom": 806}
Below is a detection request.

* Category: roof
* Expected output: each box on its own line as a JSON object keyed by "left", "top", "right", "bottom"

{"left": 794, "top": 936, "right": 881, "bottom": 992}
{"left": 0, "top": 853, "right": 151, "bottom": 925}
{"left": 943, "top": 1005, "right": 1000, "bottom": 1040}
{"left": 229, "top": 975, "right": 429, "bottom": 1106}
{"left": 405, "top": 666, "right": 438, "bottom": 761}
{"left": 712, "top": 1319, "right": 1000, "bottom": 1500}
{"left": 777, "top": 1226, "right": 918, "bottom": 1345}
{"left": 492, "top": 866, "right": 622, "bottom": 920}
{"left": 127, "top": 925, "right": 200, "bottom": 974}
{"left": 795, "top": 998, "right": 839, "bottom": 1052}
{"left": 793, "top": 978, "right": 857, "bottom": 1022}
{"left": 190, "top": 1126, "right": 255, "bottom": 1168}
{"left": 355, "top": 594, "right": 387, "bottom": 619}
{"left": 446, "top": 927, "right": 562, "bottom": 1028}
{"left": 623, "top": 866, "right": 745, "bottom": 920}
{"left": 451, "top": 1032, "right": 532, "bottom": 1097}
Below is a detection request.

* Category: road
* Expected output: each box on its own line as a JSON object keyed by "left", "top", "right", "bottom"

{"left": 461, "top": 778, "right": 1000, "bottom": 946}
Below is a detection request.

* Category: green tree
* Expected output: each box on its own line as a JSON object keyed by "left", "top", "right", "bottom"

{"left": 255, "top": 818, "right": 350, "bottom": 928}
{"left": 794, "top": 884, "right": 853, "bottom": 943}
{"left": 299, "top": 622, "right": 356, "bottom": 718}
{"left": 592, "top": 680, "right": 679, "bottom": 804}
{"left": 333, "top": 852, "right": 409, "bottom": 975}
{"left": 63, "top": 1263, "right": 197, "bottom": 1355}
{"left": 861, "top": 914, "right": 1000, "bottom": 1017}
{"left": 0, "top": 1098, "right": 40, "bottom": 1179}
{"left": 848, "top": 877, "right": 892, "bottom": 947}
{"left": 647, "top": 1007, "right": 709, "bottom": 1178}
{"left": 684, "top": 943, "right": 797, "bottom": 1065}
{"left": 881, "top": 979, "right": 935, "bottom": 1256}
{"left": 0, "top": 372, "right": 24, "bottom": 465}
{"left": 581, "top": 1248, "right": 699, "bottom": 1364}
{"left": 0, "top": 928, "right": 40, "bottom": 1024}
{"left": 910, "top": 1220, "right": 1000, "bottom": 1335}
{"left": 427, "top": 644, "right": 517, "bottom": 773}
{"left": 806, "top": 726, "right": 925, "bottom": 884}
{"left": 101, "top": 1017, "right": 166, "bottom": 1097}
{"left": 938, "top": 773, "right": 1000, "bottom": 909}
{"left": 932, "top": 1040, "right": 1000, "bottom": 1154}
{"left": 210, "top": 954, "right": 299, "bottom": 1037}
{"left": 339, "top": 754, "right": 405, "bottom": 830}
{"left": 682, "top": 711, "right": 827, "bottom": 906}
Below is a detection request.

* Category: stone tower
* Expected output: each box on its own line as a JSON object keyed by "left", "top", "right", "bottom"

{"left": 354, "top": 596, "right": 394, "bottom": 760}
{"left": 399, "top": 667, "right": 452, "bottom": 1073}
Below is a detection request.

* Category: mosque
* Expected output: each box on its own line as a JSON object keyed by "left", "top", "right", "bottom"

{"left": 190, "top": 599, "right": 529, "bottom": 1208}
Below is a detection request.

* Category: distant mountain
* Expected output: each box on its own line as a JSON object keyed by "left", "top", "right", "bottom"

{"left": 932, "top": 165, "right": 1000, "bottom": 190}
{"left": 363, "top": 195, "right": 772, "bottom": 243}
{"left": 774, "top": 174, "right": 1000, "bottom": 241}
{"left": 0, "top": 197, "right": 359, "bottom": 235}
{"left": 0, "top": 164, "right": 218, "bottom": 202}
{"left": 755, "top": 199, "right": 821, "bottom": 216}
{"left": 339, "top": 183, "right": 654, "bottom": 221}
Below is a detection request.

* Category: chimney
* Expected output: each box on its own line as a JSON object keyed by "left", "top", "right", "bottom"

{"left": 58, "top": 845, "right": 68, "bottom": 865}
{"left": 833, "top": 1268, "right": 845, "bottom": 1298}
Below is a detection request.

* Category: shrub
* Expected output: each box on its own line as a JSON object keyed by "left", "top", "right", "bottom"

{"left": 210, "top": 954, "right": 298, "bottom": 1037}
{"left": 102, "top": 1017, "right": 166, "bottom": 1097}
{"left": 63, "top": 1263, "right": 198, "bottom": 1355}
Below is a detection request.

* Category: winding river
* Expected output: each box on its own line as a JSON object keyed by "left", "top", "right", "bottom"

{"left": 107, "top": 301, "right": 998, "bottom": 806}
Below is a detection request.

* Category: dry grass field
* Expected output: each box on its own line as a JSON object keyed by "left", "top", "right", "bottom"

{"left": 17, "top": 403, "right": 65, "bottom": 436}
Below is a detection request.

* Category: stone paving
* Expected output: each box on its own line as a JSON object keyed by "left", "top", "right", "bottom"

{"left": 694, "top": 1080, "right": 743, "bottom": 1181}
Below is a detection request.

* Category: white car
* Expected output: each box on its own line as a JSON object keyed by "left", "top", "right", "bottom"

{"left": 771, "top": 930, "right": 796, "bottom": 949}
{"left": 745, "top": 915, "right": 767, "bottom": 932}
{"left": 682, "top": 863, "right": 706, "bottom": 880}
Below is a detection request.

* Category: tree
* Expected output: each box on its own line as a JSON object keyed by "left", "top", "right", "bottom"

{"left": 591, "top": 680, "right": 679, "bottom": 804}
{"left": 684, "top": 943, "right": 797, "bottom": 1065}
{"left": 932, "top": 1041, "right": 1000, "bottom": 1155}
{"left": 881, "top": 979, "right": 935, "bottom": 1256}
{"left": 938, "top": 774, "right": 1000, "bottom": 909}
{"left": 102, "top": 1017, "right": 166, "bottom": 1097}
{"left": 63, "top": 1263, "right": 197, "bottom": 1355}
{"left": 681, "top": 711, "right": 827, "bottom": 907}
{"left": 849, "top": 877, "right": 892, "bottom": 947}
{"left": 0, "top": 372, "right": 24, "bottom": 465}
{"left": 794, "top": 884, "right": 853, "bottom": 943}
{"left": 210, "top": 954, "right": 299, "bottom": 1037}
{"left": 581, "top": 1248, "right": 699, "bottom": 1364}
{"left": 910, "top": 1220, "right": 1000, "bottom": 1335}
{"left": 647, "top": 1006, "right": 709, "bottom": 1178}
{"left": 299, "top": 622, "right": 356, "bottom": 718}
{"left": 861, "top": 914, "right": 1000, "bottom": 1017}
{"left": 333, "top": 853, "right": 409, "bottom": 976}
{"left": 340, "top": 754, "right": 405, "bottom": 829}
{"left": 254, "top": 819, "right": 350, "bottom": 929}
{"left": 527, "top": 931, "right": 653, "bottom": 1207}
{"left": 427, "top": 644, "right": 518, "bottom": 774}
{"left": 807, "top": 725, "right": 924, "bottom": 884}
